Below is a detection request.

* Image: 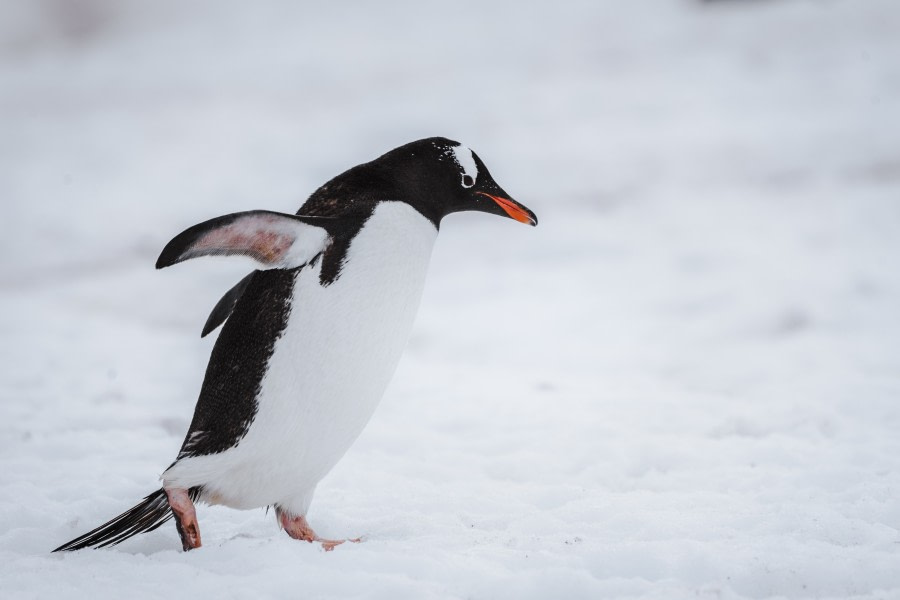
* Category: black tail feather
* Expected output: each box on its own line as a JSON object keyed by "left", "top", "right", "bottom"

{"left": 53, "top": 488, "right": 199, "bottom": 552}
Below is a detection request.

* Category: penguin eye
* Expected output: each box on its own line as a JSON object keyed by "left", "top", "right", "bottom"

{"left": 461, "top": 174, "right": 475, "bottom": 188}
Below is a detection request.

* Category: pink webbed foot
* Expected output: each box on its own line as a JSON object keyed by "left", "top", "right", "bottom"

{"left": 275, "top": 507, "right": 361, "bottom": 551}
{"left": 165, "top": 488, "right": 202, "bottom": 551}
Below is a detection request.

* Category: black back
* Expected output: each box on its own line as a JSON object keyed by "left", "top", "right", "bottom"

{"left": 176, "top": 269, "right": 299, "bottom": 458}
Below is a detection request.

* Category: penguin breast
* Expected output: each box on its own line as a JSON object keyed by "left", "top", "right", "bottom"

{"left": 166, "top": 201, "right": 439, "bottom": 512}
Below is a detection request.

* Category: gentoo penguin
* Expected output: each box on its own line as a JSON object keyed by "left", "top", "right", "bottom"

{"left": 53, "top": 137, "right": 537, "bottom": 553}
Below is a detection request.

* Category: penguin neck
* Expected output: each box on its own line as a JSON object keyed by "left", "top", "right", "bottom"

{"left": 302, "top": 163, "right": 446, "bottom": 230}
{"left": 319, "top": 200, "right": 439, "bottom": 286}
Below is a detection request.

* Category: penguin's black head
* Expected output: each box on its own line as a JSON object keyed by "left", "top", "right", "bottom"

{"left": 372, "top": 137, "right": 538, "bottom": 229}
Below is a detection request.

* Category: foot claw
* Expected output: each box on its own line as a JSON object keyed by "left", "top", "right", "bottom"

{"left": 320, "top": 535, "right": 363, "bottom": 551}
{"left": 276, "top": 508, "right": 361, "bottom": 551}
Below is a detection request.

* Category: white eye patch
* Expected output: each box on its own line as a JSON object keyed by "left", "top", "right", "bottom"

{"left": 451, "top": 145, "right": 478, "bottom": 188}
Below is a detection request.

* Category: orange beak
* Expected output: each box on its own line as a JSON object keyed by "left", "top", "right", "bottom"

{"left": 476, "top": 192, "right": 538, "bottom": 226}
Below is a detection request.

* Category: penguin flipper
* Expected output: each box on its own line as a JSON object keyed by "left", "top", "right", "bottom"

{"left": 201, "top": 272, "right": 255, "bottom": 338}
{"left": 156, "top": 210, "right": 332, "bottom": 270}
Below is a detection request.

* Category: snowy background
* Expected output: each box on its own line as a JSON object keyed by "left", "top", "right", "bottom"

{"left": 2, "top": 0, "right": 899, "bottom": 598}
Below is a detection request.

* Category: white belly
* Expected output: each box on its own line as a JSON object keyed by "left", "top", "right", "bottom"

{"left": 163, "top": 202, "right": 438, "bottom": 515}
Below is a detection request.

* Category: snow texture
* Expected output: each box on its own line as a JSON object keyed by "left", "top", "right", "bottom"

{"left": 1, "top": 1, "right": 899, "bottom": 598}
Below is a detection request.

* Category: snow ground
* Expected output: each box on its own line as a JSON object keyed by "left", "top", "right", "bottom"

{"left": 2, "top": 0, "right": 899, "bottom": 598}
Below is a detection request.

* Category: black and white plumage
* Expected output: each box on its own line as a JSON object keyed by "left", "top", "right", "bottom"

{"left": 54, "top": 137, "right": 537, "bottom": 552}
